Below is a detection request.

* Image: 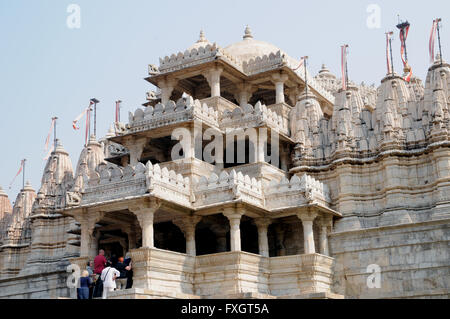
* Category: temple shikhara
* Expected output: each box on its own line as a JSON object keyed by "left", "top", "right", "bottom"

{"left": 0, "top": 26, "right": 449, "bottom": 299}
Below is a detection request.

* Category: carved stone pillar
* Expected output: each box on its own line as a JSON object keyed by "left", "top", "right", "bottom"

{"left": 271, "top": 73, "right": 289, "bottom": 104}
{"left": 78, "top": 211, "right": 104, "bottom": 257}
{"left": 203, "top": 67, "right": 223, "bottom": 97}
{"left": 223, "top": 207, "right": 243, "bottom": 251}
{"left": 157, "top": 79, "right": 178, "bottom": 105}
{"left": 297, "top": 211, "right": 317, "bottom": 254}
{"left": 131, "top": 200, "right": 161, "bottom": 248}
{"left": 254, "top": 218, "right": 272, "bottom": 257}
{"left": 173, "top": 216, "right": 202, "bottom": 256}
{"left": 89, "top": 229, "right": 101, "bottom": 258}
{"left": 123, "top": 137, "right": 147, "bottom": 166}
{"left": 319, "top": 216, "right": 333, "bottom": 256}
{"left": 234, "top": 83, "right": 255, "bottom": 107}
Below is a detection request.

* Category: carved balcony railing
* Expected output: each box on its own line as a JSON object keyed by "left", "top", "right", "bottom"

{"left": 127, "top": 95, "right": 219, "bottom": 134}
{"left": 221, "top": 101, "right": 289, "bottom": 136}
{"left": 264, "top": 174, "right": 331, "bottom": 210}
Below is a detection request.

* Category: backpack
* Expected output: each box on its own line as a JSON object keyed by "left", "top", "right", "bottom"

{"left": 93, "top": 267, "right": 110, "bottom": 298}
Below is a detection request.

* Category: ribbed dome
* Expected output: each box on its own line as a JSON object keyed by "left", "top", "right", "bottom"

{"left": 224, "top": 26, "right": 284, "bottom": 62}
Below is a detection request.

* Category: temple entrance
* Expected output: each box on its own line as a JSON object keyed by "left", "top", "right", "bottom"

{"left": 100, "top": 241, "right": 125, "bottom": 262}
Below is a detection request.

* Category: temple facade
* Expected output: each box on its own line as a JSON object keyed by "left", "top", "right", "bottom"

{"left": 0, "top": 27, "right": 449, "bottom": 299}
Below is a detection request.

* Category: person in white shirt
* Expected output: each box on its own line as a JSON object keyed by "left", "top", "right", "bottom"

{"left": 100, "top": 262, "right": 120, "bottom": 299}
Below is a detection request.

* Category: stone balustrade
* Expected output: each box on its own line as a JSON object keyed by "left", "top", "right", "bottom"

{"left": 264, "top": 174, "right": 331, "bottom": 210}
{"left": 158, "top": 43, "right": 242, "bottom": 74}
{"left": 71, "top": 162, "right": 333, "bottom": 214}
{"left": 193, "top": 169, "right": 264, "bottom": 208}
{"left": 80, "top": 161, "right": 191, "bottom": 207}
{"left": 221, "top": 101, "right": 289, "bottom": 135}
{"left": 128, "top": 95, "right": 219, "bottom": 134}
{"left": 121, "top": 248, "right": 334, "bottom": 298}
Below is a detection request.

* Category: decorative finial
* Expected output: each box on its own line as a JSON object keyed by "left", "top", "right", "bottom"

{"left": 243, "top": 25, "right": 253, "bottom": 40}
{"left": 197, "top": 30, "right": 207, "bottom": 43}
{"left": 23, "top": 181, "right": 33, "bottom": 191}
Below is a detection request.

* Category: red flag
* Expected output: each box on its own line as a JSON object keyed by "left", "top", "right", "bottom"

{"left": 9, "top": 160, "right": 25, "bottom": 189}
{"left": 385, "top": 32, "right": 394, "bottom": 75}
{"left": 292, "top": 57, "right": 305, "bottom": 71}
{"left": 43, "top": 143, "right": 54, "bottom": 161}
{"left": 85, "top": 107, "right": 91, "bottom": 145}
{"left": 399, "top": 25, "right": 410, "bottom": 66}
{"left": 398, "top": 24, "right": 412, "bottom": 82}
{"left": 115, "top": 100, "right": 122, "bottom": 122}
{"left": 73, "top": 101, "right": 94, "bottom": 130}
{"left": 429, "top": 19, "right": 439, "bottom": 63}
{"left": 44, "top": 118, "right": 56, "bottom": 152}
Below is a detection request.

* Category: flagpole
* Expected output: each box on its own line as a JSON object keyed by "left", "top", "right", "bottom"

{"left": 436, "top": 18, "right": 443, "bottom": 65}
{"left": 304, "top": 56, "right": 308, "bottom": 96}
{"left": 389, "top": 34, "right": 394, "bottom": 75}
{"left": 53, "top": 117, "right": 58, "bottom": 151}
{"left": 90, "top": 98, "right": 100, "bottom": 138}
{"left": 22, "top": 159, "right": 26, "bottom": 190}
{"left": 345, "top": 47, "right": 349, "bottom": 88}
{"left": 116, "top": 100, "right": 122, "bottom": 122}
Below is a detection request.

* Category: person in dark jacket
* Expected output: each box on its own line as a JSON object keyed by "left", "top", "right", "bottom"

{"left": 77, "top": 270, "right": 92, "bottom": 299}
{"left": 124, "top": 253, "right": 133, "bottom": 289}
{"left": 115, "top": 257, "right": 127, "bottom": 290}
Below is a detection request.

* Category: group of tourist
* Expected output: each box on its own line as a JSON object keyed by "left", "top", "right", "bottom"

{"left": 77, "top": 249, "right": 133, "bottom": 299}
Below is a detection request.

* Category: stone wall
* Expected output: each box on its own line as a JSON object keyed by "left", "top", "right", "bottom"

{"left": 330, "top": 219, "right": 450, "bottom": 298}
{"left": 0, "top": 271, "right": 71, "bottom": 299}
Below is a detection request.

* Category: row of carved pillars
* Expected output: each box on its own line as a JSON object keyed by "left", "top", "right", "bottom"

{"left": 78, "top": 206, "right": 333, "bottom": 258}
{"left": 157, "top": 69, "right": 295, "bottom": 106}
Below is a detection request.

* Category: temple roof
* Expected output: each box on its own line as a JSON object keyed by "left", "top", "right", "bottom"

{"left": 224, "top": 26, "right": 285, "bottom": 62}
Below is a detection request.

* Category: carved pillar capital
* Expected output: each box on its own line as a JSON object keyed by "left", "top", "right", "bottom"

{"left": 130, "top": 199, "right": 161, "bottom": 248}
{"left": 203, "top": 67, "right": 224, "bottom": 97}
{"left": 297, "top": 210, "right": 318, "bottom": 223}
{"left": 297, "top": 210, "right": 317, "bottom": 254}
{"left": 254, "top": 217, "right": 272, "bottom": 230}
{"left": 173, "top": 215, "right": 202, "bottom": 256}
{"left": 255, "top": 217, "right": 272, "bottom": 257}
{"left": 172, "top": 215, "right": 202, "bottom": 234}
{"left": 157, "top": 78, "right": 178, "bottom": 104}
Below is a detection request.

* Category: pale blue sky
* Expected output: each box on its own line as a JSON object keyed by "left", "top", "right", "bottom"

{"left": 1, "top": 0, "right": 448, "bottom": 201}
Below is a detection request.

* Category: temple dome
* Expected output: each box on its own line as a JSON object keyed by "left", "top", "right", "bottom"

{"left": 224, "top": 26, "right": 285, "bottom": 62}
{"left": 188, "top": 30, "right": 212, "bottom": 50}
